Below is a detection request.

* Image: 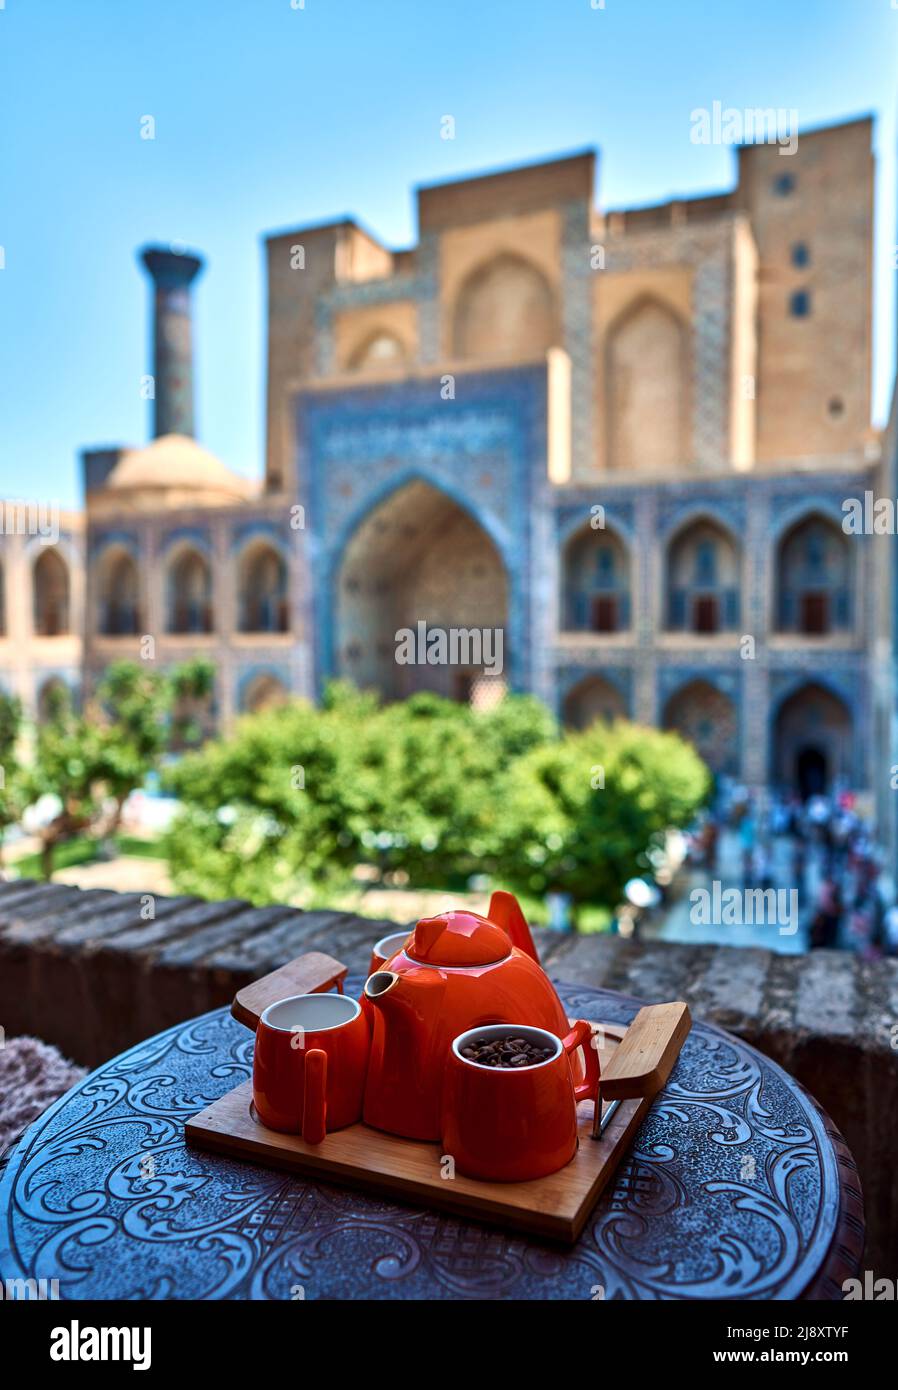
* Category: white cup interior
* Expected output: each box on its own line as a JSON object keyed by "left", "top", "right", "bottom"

{"left": 451, "top": 1023, "right": 562, "bottom": 1069}
{"left": 261, "top": 993, "right": 360, "bottom": 1033}
{"left": 373, "top": 930, "right": 411, "bottom": 960}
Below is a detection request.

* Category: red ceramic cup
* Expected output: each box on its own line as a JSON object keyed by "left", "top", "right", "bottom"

{"left": 441, "top": 1019, "right": 600, "bottom": 1182}
{"left": 368, "top": 930, "right": 412, "bottom": 975}
{"left": 252, "top": 993, "right": 369, "bottom": 1141}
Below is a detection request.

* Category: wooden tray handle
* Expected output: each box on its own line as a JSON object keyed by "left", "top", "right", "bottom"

{"left": 598, "top": 1001, "right": 691, "bottom": 1101}
{"left": 231, "top": 952, "right": 348, "bottom": 1032}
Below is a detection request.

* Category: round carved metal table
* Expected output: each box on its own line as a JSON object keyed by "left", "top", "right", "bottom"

{"left": 0, "top": 979, "right": 863, "bottom": 1300}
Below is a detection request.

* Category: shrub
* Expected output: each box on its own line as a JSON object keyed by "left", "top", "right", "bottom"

{"left": 163, "top": 683, "right": 708, "bottom": 912}
{"left": 494, "top": 721, "right": 710, "bottom": 905}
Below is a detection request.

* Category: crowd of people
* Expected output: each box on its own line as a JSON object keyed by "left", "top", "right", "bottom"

{"left": 691, "top": 785, "right": 898, "bottom": 957}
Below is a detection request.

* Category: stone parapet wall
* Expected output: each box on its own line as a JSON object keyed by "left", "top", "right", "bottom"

{"left": 0, "top": 880, "right": 397, "bottom": 1070}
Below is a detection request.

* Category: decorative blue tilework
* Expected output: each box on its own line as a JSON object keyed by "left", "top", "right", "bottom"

{"left": 416, "top": 232, "right": 440, "bottom": 365}
{"left": 657, "top": 664, "right": 741, "bottom": 704}
{"left": 767, "top": 493, "right": 849, "bottom": 540}
{"left": 23, "top": 530, "right": 77, "bottom": 561}
{"left": 230, "top": 520, "right": 290, "bottom": 555}
{"left": 295, "top": 365, "right": 548, "bottom": 698}
{"left": 315, "top": 262, "right": 438, "bottom": 377}
{"left": 87, "top": 529, "right": 140, "bottom": 558}
{"left": 768, "top": 668, "right": 858, "bottom": 711}
{"left": 655, "top": 495, "right": 745, "bottom": 541}
{"left": 157, "top": 525, "right": 213, "bottom": 559}
{"left": 555, "top": 662, "right": 634, "bottom": 716}
{"left": 561, "top": 199, "right": 595, "bottom": 475}
{"left": 556, "top": 499, "right": 636, "bottom": 546}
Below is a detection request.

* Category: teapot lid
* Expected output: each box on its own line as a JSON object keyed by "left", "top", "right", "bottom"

{"left": 407, "top": 910, "right": 510, "bottom": 966}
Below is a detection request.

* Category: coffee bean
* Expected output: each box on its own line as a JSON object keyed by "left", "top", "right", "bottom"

{"left": 462, "top": 1035, "right": 554, "bottom": 1068}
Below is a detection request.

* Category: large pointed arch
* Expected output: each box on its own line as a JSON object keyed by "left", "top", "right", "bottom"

{"left": 770, "top": 680, "right": 853, "bottom": 796}
{"left": 332, "top": 477, "right": 509, "bottom": 702}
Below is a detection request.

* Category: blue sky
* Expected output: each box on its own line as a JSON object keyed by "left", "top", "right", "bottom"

{"left": 1, "top": 0, "right": 896, "bottom": 506}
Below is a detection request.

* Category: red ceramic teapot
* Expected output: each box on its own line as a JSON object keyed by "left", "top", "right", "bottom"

{"left": 362, "top": 891, "right": 582, "bottom": 1140}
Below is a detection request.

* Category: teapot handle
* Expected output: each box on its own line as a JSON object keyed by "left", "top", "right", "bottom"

{"left": 561, "top": 1019, "right": 601, "bottom": 1105}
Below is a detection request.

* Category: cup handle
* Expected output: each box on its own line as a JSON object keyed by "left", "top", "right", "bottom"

{"left": 562, "top": 1019, "right": 601, "bottom": 1104}
{"left": 301, "top": 1048, "right": 327, "bottom": 1144}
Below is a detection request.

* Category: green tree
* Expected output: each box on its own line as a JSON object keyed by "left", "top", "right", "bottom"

{"left": 24, "top": 682, "right": 109, "bottom": 880}
{"left": 0, "top": 692, "right": 24, "bottom": 864}
{"left": 23, "top": 661, "right": 198, "bottom": 879}
{"left": 163, "top": 683, "right": 376, "bottom": 903}
{"left": 169, "top": 658, "right": 216, "bottom": 749}
{"left": 495, "top": 720, "right": 711, "bottom": 906}
{"left": 359, "top": 689, "right": 556, "bottom": 888}
{"left": 163, "top": 684, "right": 709, "bottom": 916}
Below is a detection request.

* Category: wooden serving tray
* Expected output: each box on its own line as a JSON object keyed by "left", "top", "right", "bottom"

{"left": 185, "top": 954, "right": 690, "bottom": 1243}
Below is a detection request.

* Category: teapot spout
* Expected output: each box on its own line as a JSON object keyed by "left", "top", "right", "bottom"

{"left": 488, "top": 890, "right": 540, "bottom": 964}
{"left": 364, "top": 970, "right": 400, "bottom": 1005}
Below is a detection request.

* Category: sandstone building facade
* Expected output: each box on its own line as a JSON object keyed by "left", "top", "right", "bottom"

{"left": 1, "top": 115, "right": 884, "bottom": 806}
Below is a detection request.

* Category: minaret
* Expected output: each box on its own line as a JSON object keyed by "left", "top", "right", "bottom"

{"left": 139, "top": 246, "right": 204, "bottom": 438}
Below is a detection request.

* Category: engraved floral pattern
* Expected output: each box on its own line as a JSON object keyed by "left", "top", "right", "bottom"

{"left": 0, "top": 981, "right": 839, "bottom": 1300}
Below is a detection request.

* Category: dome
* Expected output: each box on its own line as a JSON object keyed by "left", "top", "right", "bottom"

{"left": 105, "top": 435, "right": 252, "bottom": 502}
